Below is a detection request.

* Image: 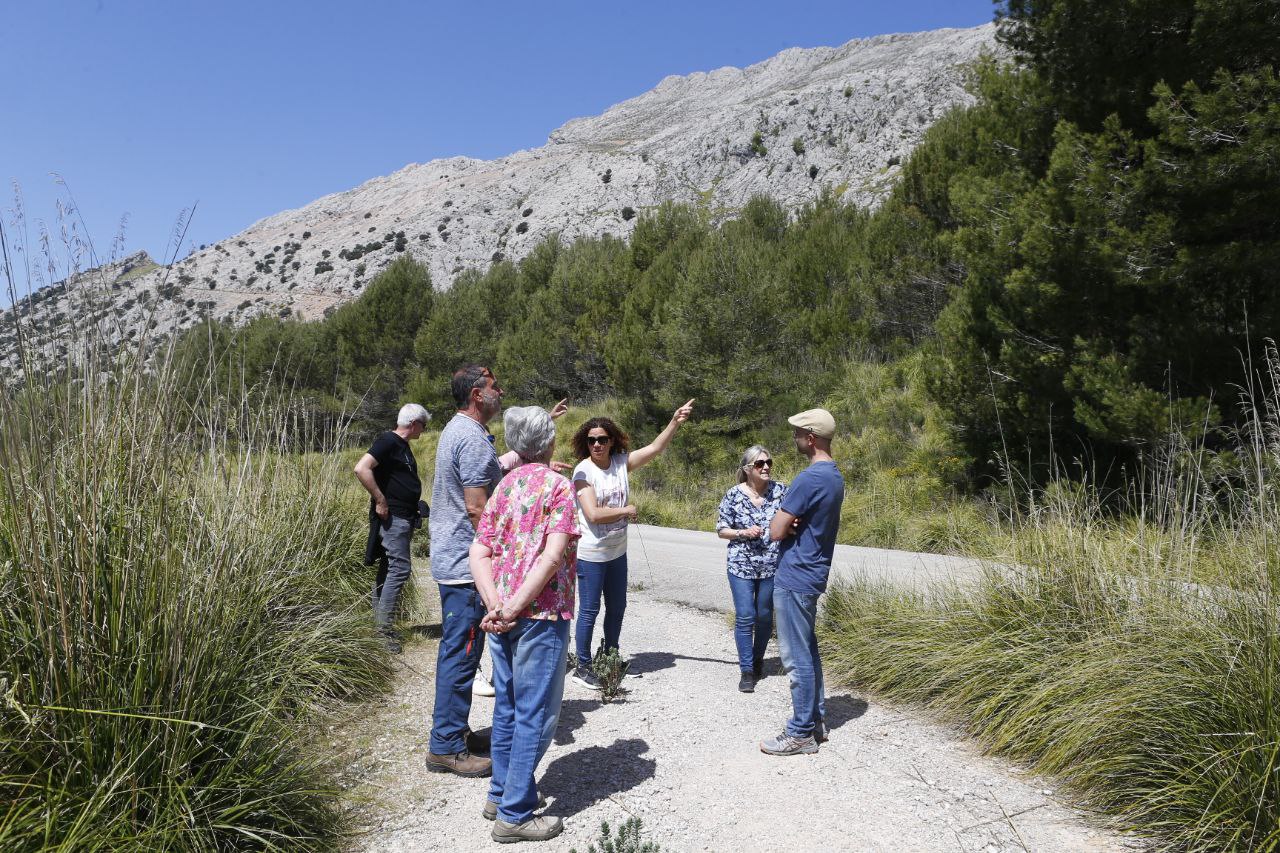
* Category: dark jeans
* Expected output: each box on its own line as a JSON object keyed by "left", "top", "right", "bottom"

{"left": 575, "top": 553, "right": 627, "bottom": 666}
{"left": 727, "top": 572, "right": 774, "bottom": 673}
{"left": 487, "top": 618, "right": 569, "bottom": 824}
{"left": 774, "top": 586, "right": 826, "bottom": 739}
{"left": 372, "top": 515, "right": 414, "bottom": 628}
{"left": 428, "top": 582, "right": 486, "bottom": 755}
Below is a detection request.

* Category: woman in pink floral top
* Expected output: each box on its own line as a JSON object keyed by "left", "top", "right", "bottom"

{"left": 469, "top": 406, "right": 578, "bottom": 843}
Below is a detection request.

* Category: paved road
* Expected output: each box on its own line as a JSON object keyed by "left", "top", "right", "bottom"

{"left": 625, "top": 524, "right": 987, "bottom": 613}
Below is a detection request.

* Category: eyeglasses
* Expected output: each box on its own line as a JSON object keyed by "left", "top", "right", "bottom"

{"left": 751, "top": 459, "right": 773, "bottom": 469}
{"left": 586, "top": 435, "right": 611, "bottom": 446}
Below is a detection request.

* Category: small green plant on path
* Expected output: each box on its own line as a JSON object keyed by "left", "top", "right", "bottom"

{"left": 570, "top": 817, "right": 662, "bottom": 853}
{"left": 592, "top": 644, "right": 627, "bottom": 703}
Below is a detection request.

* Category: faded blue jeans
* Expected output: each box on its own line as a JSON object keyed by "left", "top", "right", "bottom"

{"left": 575, "top": 553, "right": 627, "bottom": 666}
{"left": 727, "top": 572, "right": 774, "bottom": 673}
{"left": 487, "top": 617, "right": 569, "bottom": 824}
{"left": 774, "top": 586, "right": 826, "bottom": 739}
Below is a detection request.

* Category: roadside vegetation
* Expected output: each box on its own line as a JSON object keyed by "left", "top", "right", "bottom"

{"left": 0, "top": 272, "right": 393, "bottom": 848}
{"left": 823, "top": 359, "right": 1280, "bottom": 849}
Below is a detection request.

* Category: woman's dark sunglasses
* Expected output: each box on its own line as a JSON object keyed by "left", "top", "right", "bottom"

{"left": 586, "top": 435, "right": 612, "bottom": 446}
{"left": 752, "top": 459, "right": 773, "bottom": 469}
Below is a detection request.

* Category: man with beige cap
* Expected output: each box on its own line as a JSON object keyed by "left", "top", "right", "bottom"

{"left": 760, "top": 408, "right": 845, "bottom": 756}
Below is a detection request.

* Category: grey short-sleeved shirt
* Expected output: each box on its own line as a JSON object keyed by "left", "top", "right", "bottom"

{"left": 429, "top": 413, "right": 503, "bottom": 583}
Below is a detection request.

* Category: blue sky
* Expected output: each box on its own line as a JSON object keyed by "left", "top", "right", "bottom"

{"left": 2, "top": 0, "right": 995, "bottom": 299}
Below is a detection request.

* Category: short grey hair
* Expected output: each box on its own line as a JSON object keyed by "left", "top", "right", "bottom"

{"left": 396, "top": 403, "right": 430, "bottom": 428}
{"left": 737, "top": 444, "right": 770, "bottom": 484}
{"left": 504, "top": 406, "right": 556, "bottom": 463}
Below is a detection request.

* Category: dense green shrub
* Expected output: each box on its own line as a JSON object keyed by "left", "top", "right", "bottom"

{"left": 923, "top": 1, "right": 1280, "bottom": 483}
{"left": 0, "top": 340, "right": 392, "bottom": 849}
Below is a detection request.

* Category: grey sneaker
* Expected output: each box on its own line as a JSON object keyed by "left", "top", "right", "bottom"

{"left": 482, "top": 794, "right": 548, "bottom": 821}
{"left": 492, "top": 814, "right": 564, "bottom": 843}
{"left": 760, "top": 731, "right": 819, "bottom": 756}
{"left": 572, "top": 664, "right": 601, "bottom": 690}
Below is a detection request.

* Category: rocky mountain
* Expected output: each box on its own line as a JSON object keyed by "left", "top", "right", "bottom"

{"left": 1, "top": 23, "right": 995, "bottom": 372}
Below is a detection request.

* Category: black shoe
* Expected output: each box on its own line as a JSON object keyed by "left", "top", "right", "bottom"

{"left": 815, "top": 718, "right": 829, "bottom": 743}
{"left": 378, "top": 627, "right": 402, "bottom": 655}
{"left": 465, "top": 728, "right": 491, "bottom": 755}
{"left": 572, "top": 664, "right": 602, "bottom": 690}
{"left": 752, "top": 657, "right": 766, "bottom": 679}
{"left": 738, "top": 671, "right": 756, "bottom": 693}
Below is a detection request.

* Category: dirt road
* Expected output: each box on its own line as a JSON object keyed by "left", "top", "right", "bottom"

{"left": 340, "top": 537, "right": 1133, "bottom": 851}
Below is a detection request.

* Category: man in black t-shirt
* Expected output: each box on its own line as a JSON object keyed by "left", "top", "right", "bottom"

{"left": 354, "top": 403, "right": 430, "bottom": 652}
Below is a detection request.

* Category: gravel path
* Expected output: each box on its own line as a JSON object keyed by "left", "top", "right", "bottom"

{"left": 340, "top": 578, "right": 1135, "bottom": 852}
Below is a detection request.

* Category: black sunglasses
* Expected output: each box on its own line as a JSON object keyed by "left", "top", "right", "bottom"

{"left": 586, "top": 435, "right": 612, "bottom": 446}
{"left": 751, "top": 459, "right": 773, "bottom": 469}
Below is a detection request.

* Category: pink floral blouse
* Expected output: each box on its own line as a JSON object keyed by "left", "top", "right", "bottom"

{"left": 475, "top": 463, "right": 579, "bottom": 620}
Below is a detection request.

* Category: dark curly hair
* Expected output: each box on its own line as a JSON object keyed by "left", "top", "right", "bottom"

{"left": 571, "top": 417, "right": 631, "bottom": 461}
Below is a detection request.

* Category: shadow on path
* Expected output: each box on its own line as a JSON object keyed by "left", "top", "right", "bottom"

{"left": 626, "top": 651, "right": 739, "bottom": 676}
{"left": 553, "top": 698, "right": 600, "bottom": 746}
{"left": 409, "top": 623, "right": 442, "bottom": 639}
{"left": 755, "top": 654, "right": 782, "bottom": 678}
{"left": 824, "top": 694, "right": 869, "bottom": 733}
{"left": 541, "top": 738, "right": 656, "bottom": 818}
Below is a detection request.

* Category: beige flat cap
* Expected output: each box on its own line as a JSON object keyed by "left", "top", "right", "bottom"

{"left": 787, "top": 408, "right": 836, "bottom": 439}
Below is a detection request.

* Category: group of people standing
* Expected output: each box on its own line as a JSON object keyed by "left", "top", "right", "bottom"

{"left": 355, "top": 363, "right": 844, "bottom": 844}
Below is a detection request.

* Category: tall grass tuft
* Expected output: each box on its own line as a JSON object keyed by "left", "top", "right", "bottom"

{"left": 821, "top": 350, "right": 1280, "bottom": 850}
{"left": 0, "top": 216, "right": 392, "bottom": 849}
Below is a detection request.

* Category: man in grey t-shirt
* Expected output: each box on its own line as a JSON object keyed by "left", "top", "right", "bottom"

{"left": 425, "top": 364, "right": 505, "bottom": 778}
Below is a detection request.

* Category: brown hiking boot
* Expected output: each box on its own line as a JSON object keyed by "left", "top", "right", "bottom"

{"left": 425, "top": 749, "right": 491, "bottom": 777}
{"left": 492, "top": 815, "right": 564, "bottom": 843}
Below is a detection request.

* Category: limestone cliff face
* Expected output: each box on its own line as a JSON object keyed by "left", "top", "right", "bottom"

{"left": 1, "top": 24, "right": 995, "bottom": 370}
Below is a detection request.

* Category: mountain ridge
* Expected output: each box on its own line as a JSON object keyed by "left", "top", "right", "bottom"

{"left": 1, "top": 23, "right": 996, "bottom": 372}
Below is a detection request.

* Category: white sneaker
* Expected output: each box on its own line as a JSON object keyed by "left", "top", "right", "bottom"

{"left": 472, "top": 670, "right": 496, "bottom": 697}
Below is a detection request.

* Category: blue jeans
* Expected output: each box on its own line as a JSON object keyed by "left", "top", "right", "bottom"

{"left": 372, "top": 515, "right": 414, "bottom": 628}
{"left": 575, "top": 553, "right": 627, "bottom": 666}
{"left": 488, "top": 618, "right": 569, "bottom": 824}
{"left": 774, "top": 586, "right": 825, "bottom": 739}
{"left": 429, "top": 583, "right": 486, "bottom": 755}
{"left": 728, "top": 572, "right": 774, "bottom": 673}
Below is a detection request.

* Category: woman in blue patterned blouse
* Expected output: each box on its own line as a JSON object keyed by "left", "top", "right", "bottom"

{"left": 716, "top": 444, "right": 787, "bottom": 693}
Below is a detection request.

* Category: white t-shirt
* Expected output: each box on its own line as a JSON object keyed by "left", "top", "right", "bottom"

{"left": 572, "top": 452, "right": 630, "bottom": 562}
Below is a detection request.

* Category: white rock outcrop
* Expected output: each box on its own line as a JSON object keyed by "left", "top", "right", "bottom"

{"left": 1, "top": 24, "right": 995, "bottom": 371}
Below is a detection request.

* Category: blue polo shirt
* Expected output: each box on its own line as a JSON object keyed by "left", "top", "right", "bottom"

{"left": 429, "top": 413, "right": 503, "bottom": 583}
{"left": 774, "top": 461, "right": 845, "bottom": 595}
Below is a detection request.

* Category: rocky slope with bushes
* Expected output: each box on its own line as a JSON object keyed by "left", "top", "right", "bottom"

{"left": 1, "top": 24, "right": 994, "bottom": 373}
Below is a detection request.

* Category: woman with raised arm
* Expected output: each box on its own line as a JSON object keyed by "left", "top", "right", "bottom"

{"left": 716, "top": 445, "right": 787, "bottom": 693}
{"left": 569, "top": 398, "right": 695, "bottom": 689}
{"left": 470, "top": 406, "right": 579, "bottom": 844}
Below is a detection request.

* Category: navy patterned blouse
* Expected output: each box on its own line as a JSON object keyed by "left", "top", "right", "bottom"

{"left": 716, "top": 480, "right": 788, "bottom": 579}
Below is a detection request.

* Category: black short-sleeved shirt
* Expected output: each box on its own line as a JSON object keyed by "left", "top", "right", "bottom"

{"left": 367, "top": 431, "right": 422, "bottom": 519}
